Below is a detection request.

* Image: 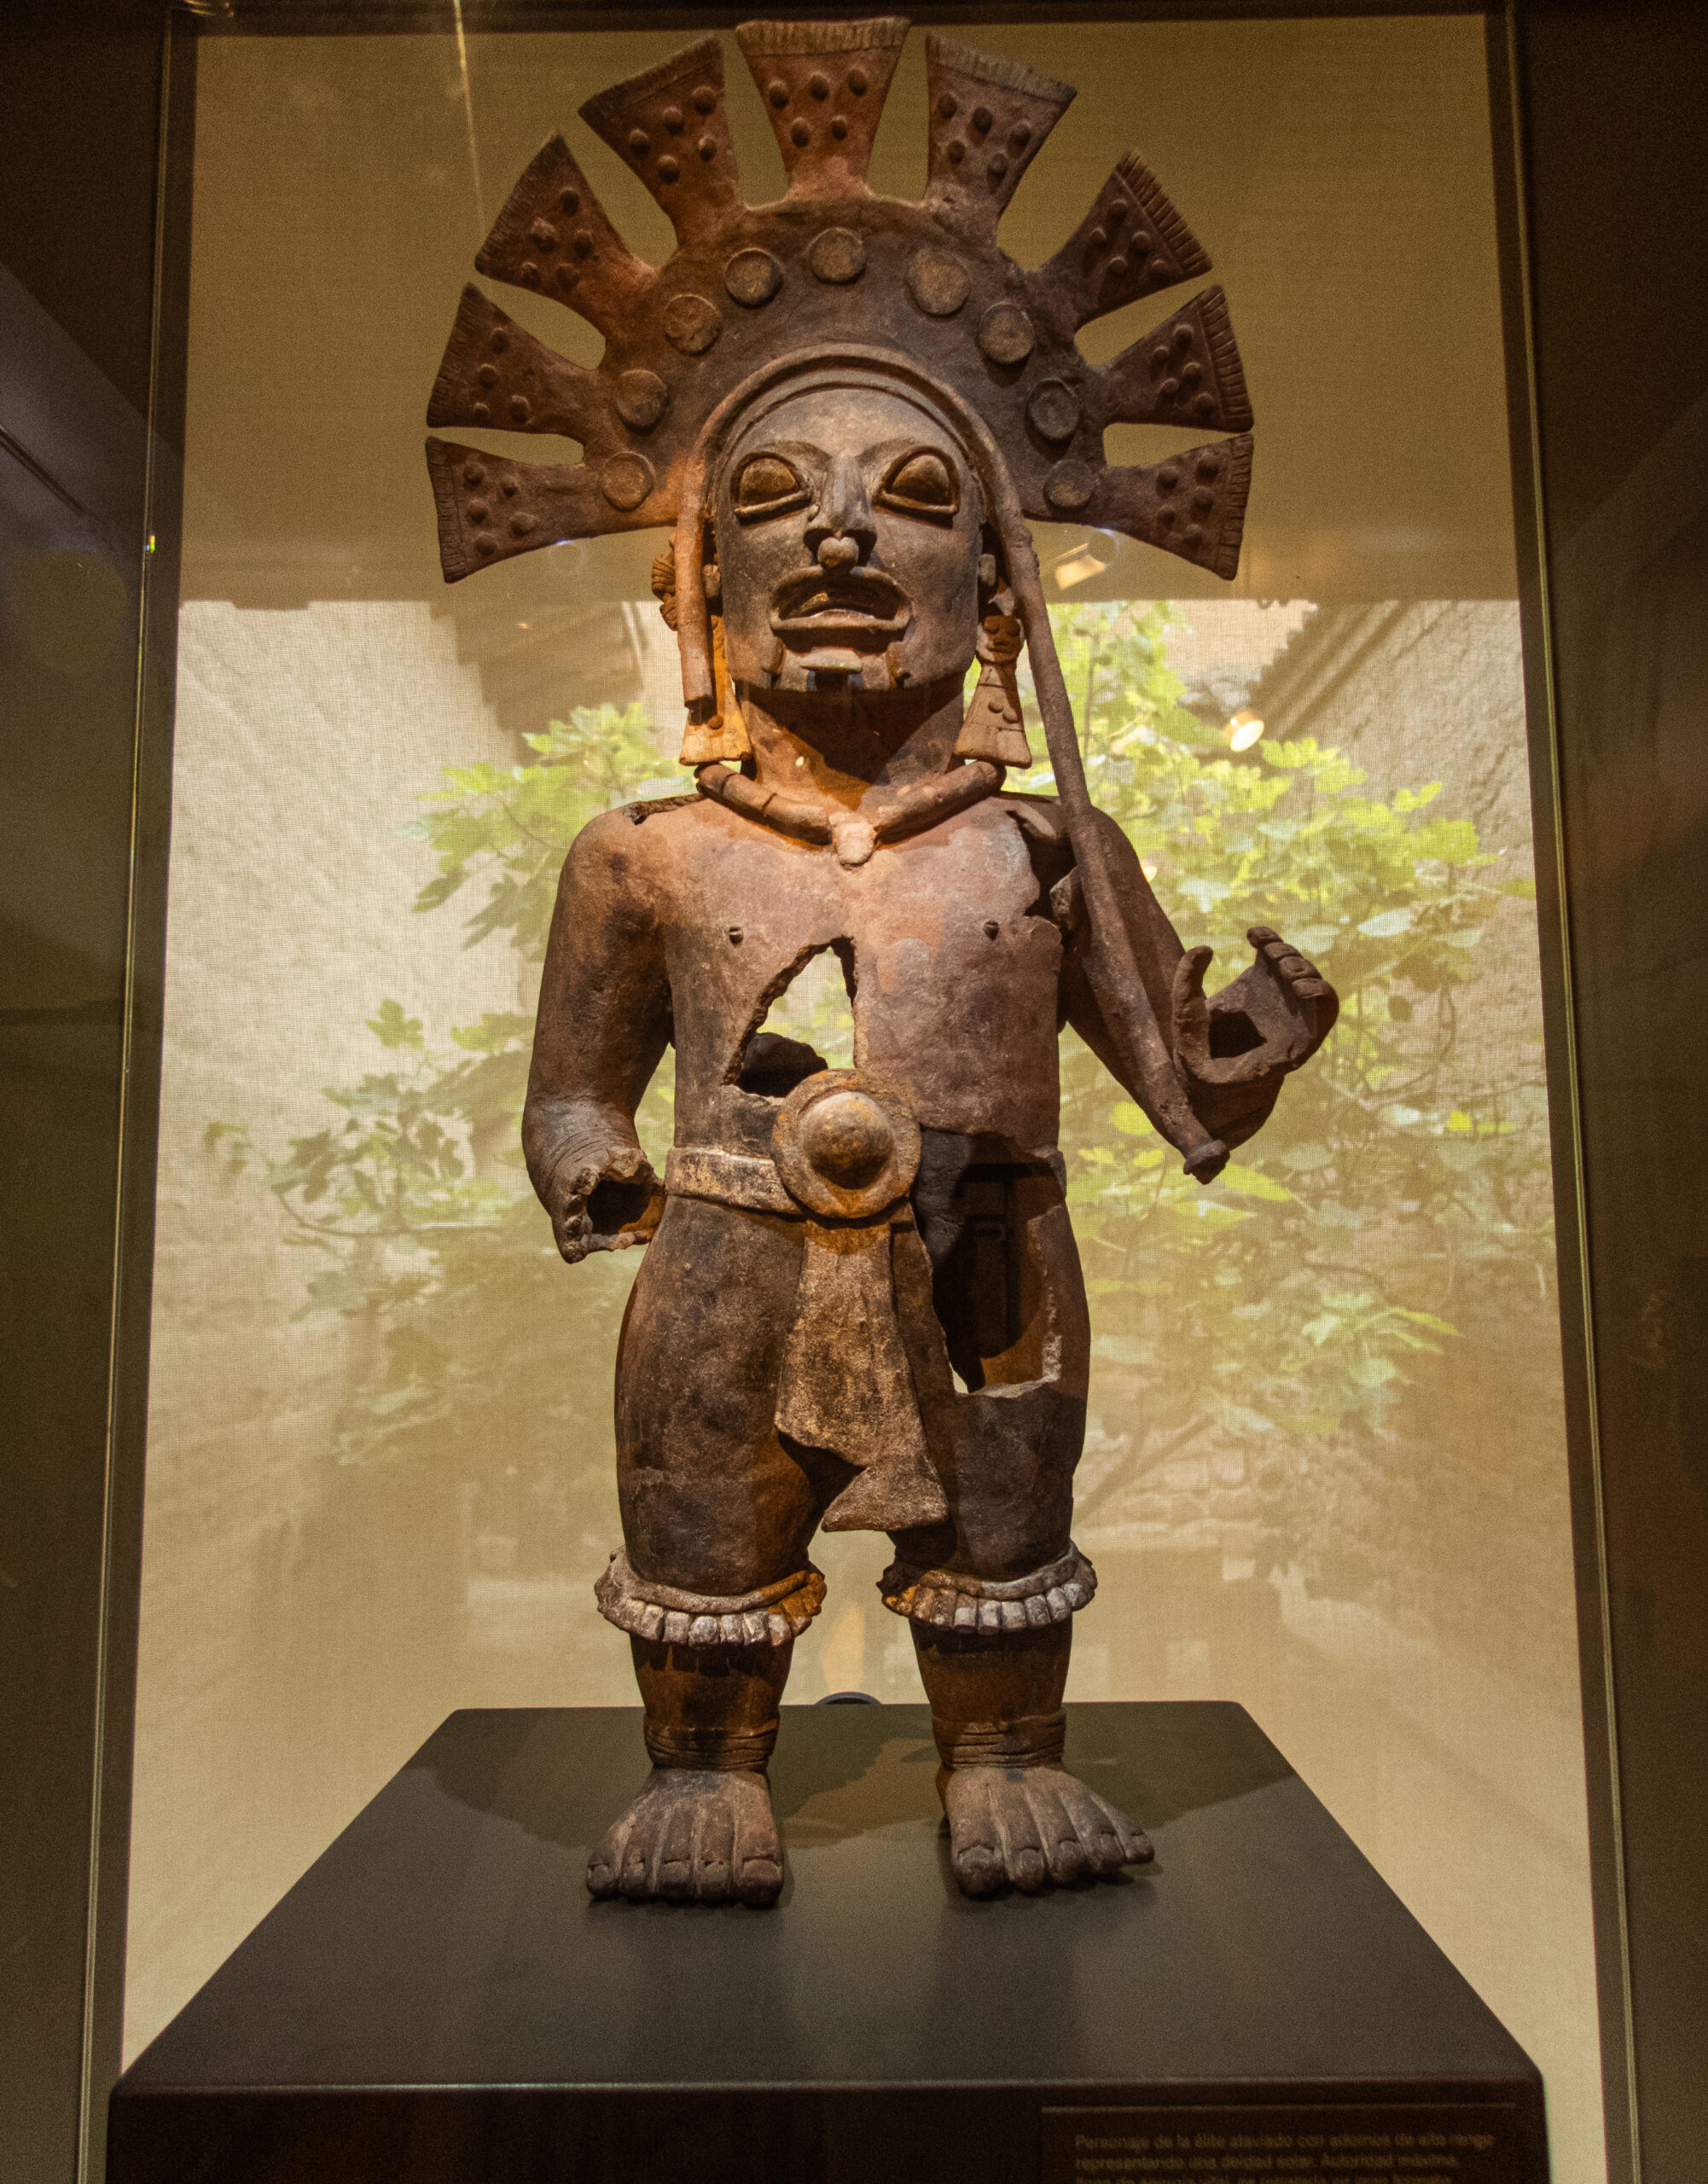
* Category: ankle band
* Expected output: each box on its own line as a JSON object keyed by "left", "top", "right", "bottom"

{"left": 932, "top": 1709, "right": 1067, "bottom": 1771}
{"left": 643, "top": 1718, "right": 780, "bottom": 1772}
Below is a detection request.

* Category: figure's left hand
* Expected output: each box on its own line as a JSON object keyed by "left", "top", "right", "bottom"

{"left": 1171, "top": 926, "right": 1339, "bottom": 1090}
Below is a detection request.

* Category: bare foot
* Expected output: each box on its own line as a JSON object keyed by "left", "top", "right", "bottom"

{"left": 586, "top": 1768, "right": 783, "bottom": 1906}
{"left": 941, "top": 1765, "right": 1153, "bottom": 1896}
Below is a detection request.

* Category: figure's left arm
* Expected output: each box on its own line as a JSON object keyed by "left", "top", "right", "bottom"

{"left": 1060, "top": 807, "right": 1338, "bottom": 1152}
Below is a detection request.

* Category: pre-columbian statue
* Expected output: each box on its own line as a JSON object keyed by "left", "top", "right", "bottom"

{"left": 426, "top": 18, "right": 1336, "bottom": 1905}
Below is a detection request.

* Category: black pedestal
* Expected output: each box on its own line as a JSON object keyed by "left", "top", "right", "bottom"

{"left": 108, "top": 1703, "right": 1549, "bottom": 2183}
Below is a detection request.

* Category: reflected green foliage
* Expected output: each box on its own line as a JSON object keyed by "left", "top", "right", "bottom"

{"left": 404, "top": 704, "right": 673, "bottom": 953}
{"left": 205, "top": 705, "right": 674, "bottom": 1472}
{"left": 212, "top": 612, "right": 1553, "bottom": 1618}
{"left": 1008, "top": 607, "right": 1548, "bottom": 1512}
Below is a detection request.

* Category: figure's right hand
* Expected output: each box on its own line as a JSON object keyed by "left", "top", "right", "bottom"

{"left": 535, "top": 1136, "right": 663, "bottom": 1265}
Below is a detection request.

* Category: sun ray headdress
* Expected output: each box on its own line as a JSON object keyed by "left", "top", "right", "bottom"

{"left": 426, "top": 18, "right": 1253, "bottom": 1182}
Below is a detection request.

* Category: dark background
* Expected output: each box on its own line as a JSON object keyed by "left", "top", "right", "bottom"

{"left": 1, "top": 3, "right": 1703, "bottom": 2181}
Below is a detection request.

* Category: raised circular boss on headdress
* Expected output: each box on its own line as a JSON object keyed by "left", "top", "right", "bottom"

{"left": 423, "top": 17, "right": 1254, "bottom": 591}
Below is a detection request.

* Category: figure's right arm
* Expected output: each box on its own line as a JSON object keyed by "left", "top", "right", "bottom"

{"left": 524, "top": 810, "right": 673, "bottom": 1264}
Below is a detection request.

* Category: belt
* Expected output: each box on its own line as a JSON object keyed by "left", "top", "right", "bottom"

{"left": 664, "top": 1140, "right": 1070, "bottom": 1211}
{"left": 664, "top": 1075, "right": 945, "bottom": 1533}
{"left": 664, "top": 1144, "right": 799, "bottom": 1216}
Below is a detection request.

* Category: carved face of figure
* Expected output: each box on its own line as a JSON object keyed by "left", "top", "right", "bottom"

{"left": 712, "top": 379, "right": 986, "bottom": 697}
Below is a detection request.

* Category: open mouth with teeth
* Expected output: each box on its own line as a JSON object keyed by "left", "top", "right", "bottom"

{"left": 770, "top": 568, "right": 912, "bottom": 649}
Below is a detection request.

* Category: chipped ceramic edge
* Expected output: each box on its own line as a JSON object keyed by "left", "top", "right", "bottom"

{"left": 876, "top": 1542, "right": 1096, "bottom": 1629}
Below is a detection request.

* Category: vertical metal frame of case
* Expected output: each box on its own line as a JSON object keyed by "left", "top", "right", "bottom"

{"left": 82, "top": 18, "right": 199, "bottom": 2184}
{"left": 1484, "top": 14, "right": 1635, "bottom": 2181}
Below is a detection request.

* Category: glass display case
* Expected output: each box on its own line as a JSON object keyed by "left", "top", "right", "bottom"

{"left": 5, "top": 7, "right": 1703, "bottom": 2184}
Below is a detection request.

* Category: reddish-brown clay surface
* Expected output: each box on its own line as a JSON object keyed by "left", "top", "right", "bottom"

{"left": 428, "top": 18, "right": 1336, "bottom": 1902}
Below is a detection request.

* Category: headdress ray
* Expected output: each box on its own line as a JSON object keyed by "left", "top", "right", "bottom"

{"left": 425, "top": 19, "right": 1252, "bottom": 587}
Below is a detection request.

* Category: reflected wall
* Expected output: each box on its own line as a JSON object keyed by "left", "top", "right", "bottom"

{"left": 130, "top": 19, "right": 1602, "bottom": 2184}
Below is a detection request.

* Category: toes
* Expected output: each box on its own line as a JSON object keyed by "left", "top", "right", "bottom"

{"left": 1088, "top": 1786, "right": 1154, "bottom": 1867}
{"left": 734, "top": 1856, "right": 782, "bottom": 1907}
{"left": 691, "top": 1780, "right": 735, "bottom": 1905}
{"left": 956, "top": 1844, "right": 1005, "bottom": 1897}
{"left": 655, "top": 1791, "right": 698, "bottom": 1904}
{"left": 945, "top": 1772, "right": 1006, "bottom": 1898}
{"left": 589, "top": 1774, "right": 789, "bottom": 1907}
{"left": 1025, "top": 1779, "right": 1088, "bottom": 1885}
{"left": 614, "top": 1774, "right": 679, "bottom": 1898}
{"left": 730, "top": 1775, "right": 784, "bottom": 1907}
{"left": 991, "top": 1769, "right": 1049, "bottom": 1893}
{"left": 1054, "top": 1775, "right": 1154, "bottom": 1874}
{"left": 586, "top": 1808, "right": 635, "bottom": 1900}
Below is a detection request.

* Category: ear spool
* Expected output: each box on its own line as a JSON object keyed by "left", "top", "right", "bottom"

{"left": 473, "top": 136, "right": 654, "bottom": 337}
{"left": 735, "top": 17, "right": 909, "bottom": 197}
{"left": 1092, "top": 284, "right": 1253, "bottom": 436}
{"left": 922, "top": 32, "right": 1075, "bottom": 241}
{"left": 578, "top": 37, "right": 742, "bottom": 247}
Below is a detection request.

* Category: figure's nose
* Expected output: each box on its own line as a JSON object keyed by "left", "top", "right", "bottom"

{"left": 806, "top": 455, "right": 876, "bottom": 570}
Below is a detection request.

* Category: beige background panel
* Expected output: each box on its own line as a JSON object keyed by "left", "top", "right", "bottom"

{"left": 182, "top": 18, "right": 1513, "bottom": 606}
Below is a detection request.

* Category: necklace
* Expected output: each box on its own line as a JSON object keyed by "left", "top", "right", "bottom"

{"left": 694, "top": 758, "right": 1003, "bottom": 868}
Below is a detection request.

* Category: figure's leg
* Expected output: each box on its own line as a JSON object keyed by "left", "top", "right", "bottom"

{"left": 586, "top": 1635, "right": 793, "bottom": 1906}
{"left": 589, "top": 1195, "right": 833, "bottom": 1906}
{"left": 892, "top": 1172, "right": 1151, "bottom": 1894}
{"left": 909, "top": 1618, "right": 1151, "bottom": 1896}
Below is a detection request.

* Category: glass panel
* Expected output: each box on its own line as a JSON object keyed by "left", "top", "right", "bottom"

{"left": 129, "top": 18, "right": 1603, "bottom": 2181}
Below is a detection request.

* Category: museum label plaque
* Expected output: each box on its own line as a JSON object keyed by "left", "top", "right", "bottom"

{"left": 1043, "top": 2104, "right": 1525, "bottom": 2184}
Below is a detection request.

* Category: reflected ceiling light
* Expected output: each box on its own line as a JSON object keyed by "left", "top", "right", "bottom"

{"left": 1224, "top": 708, "right": 1265, "bottom": 752}
{"left": 1053, "top": 546, "right": 1104, "bottom": 592}
{"left": 1051, "top": 535, "right": 1116, "bottom": 593}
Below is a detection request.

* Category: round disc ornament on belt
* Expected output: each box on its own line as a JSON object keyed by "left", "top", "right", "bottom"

{"left": 771, "top": 1070, "right": 921, "bottom": 1221}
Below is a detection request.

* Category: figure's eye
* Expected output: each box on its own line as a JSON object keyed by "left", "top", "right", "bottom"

{"left": 877, "top": 449, "right": 959, "bottom": 517}
{"left": 733, "top": 454, "right": 808, "bottom": 520}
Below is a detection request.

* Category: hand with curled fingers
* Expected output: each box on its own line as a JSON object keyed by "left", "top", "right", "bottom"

{"left": 1171, "top": 926, "right": 1339, "bottom": 1092}
{"left": 532, "top": 1125, "right": 664, "bottom": 1266}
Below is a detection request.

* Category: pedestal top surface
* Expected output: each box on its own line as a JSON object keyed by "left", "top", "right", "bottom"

{"left": 121, "top": 1702, "right": 1537, "bottom": 2095}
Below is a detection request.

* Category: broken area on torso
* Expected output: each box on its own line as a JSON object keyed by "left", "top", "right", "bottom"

{"left": 664, "top": 796, "right": 1072, "bottom": 1159}
{"left": 648, "top": 799, "right": 1090, "bottom": 1484}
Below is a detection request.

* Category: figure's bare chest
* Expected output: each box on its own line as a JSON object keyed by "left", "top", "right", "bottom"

{"left": 648, "top": 801, "right": 1067, "bottom": 1150}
